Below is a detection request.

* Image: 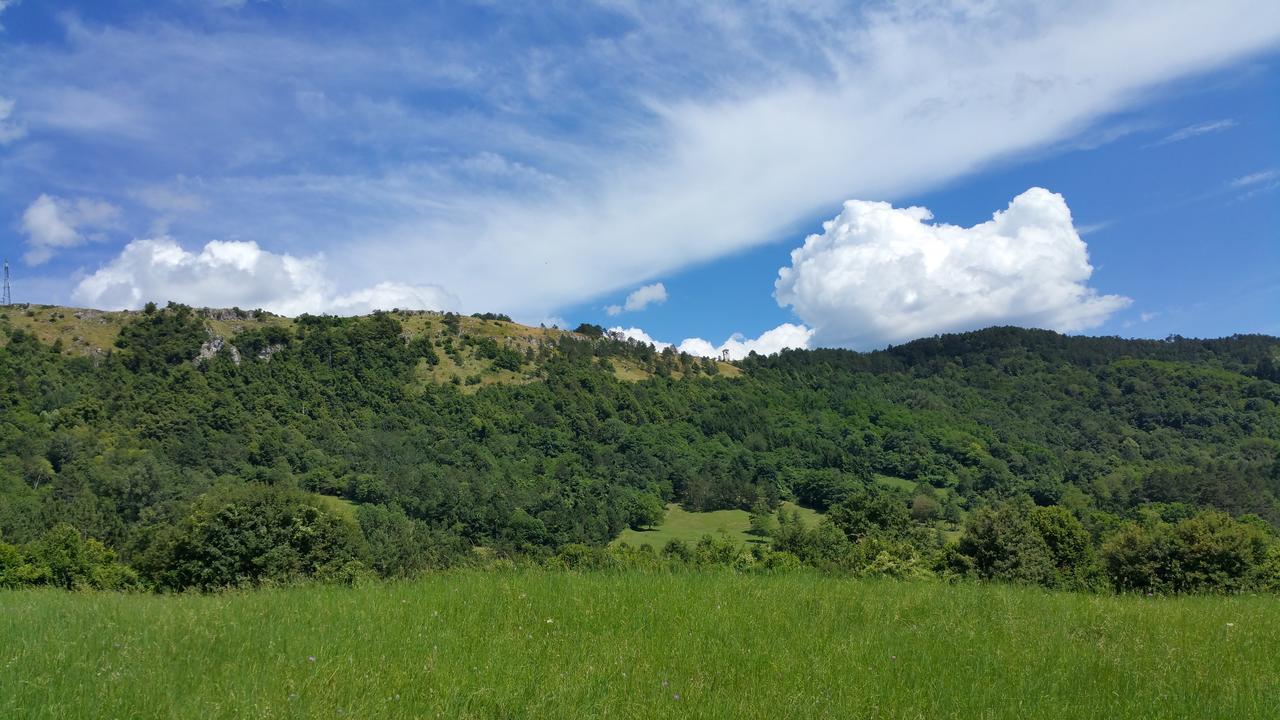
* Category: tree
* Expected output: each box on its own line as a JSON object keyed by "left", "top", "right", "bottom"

{"left": 624, "top": 491, "right": 666, "bottom": 530}
{"left": 910, "top": 494, "right": 941, "bottom": 523}
{"left": 142, "top": 486, "right": 367, "bottom": 591}
{"left": 829, "top": 486, "right": 910, "bottom": 541}
{"left": 748, "top": 500, "right": 778, "bottom": 537}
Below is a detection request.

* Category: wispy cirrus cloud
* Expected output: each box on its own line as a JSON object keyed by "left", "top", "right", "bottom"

{"left": 1230, "top": 169, "right": 1279, "bottom": 188}
{"left": 1229, "top": 168, "right": 1280, "bottom": 201}
{"left": 1149, "top": 118, "right": 1237, "bottom": 146}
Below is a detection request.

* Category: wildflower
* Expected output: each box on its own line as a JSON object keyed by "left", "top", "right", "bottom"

{"left": 673, "top": 693, "right": 681, "bottom": 701}
{"left": 546, "top": 618, "right": 554, "bottom": 624}
{"left": 307, "top": 656, "right": 316, "bottom": 663}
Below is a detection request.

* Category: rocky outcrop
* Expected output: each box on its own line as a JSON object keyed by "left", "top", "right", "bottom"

{"left": 197, "top": 337, "right": 241, "bottom": 365}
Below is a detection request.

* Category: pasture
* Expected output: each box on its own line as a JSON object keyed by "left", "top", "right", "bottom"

{"left": 2, "top": 570, "right": 1276, "bottom": 719}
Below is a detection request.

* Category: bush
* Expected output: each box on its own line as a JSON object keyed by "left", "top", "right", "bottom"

{"left": 141, "top": 486, "right": 367, "bottom": 591}
{"left": 1101, "top": 510, "right": 1274, "bottom": 594}
{"left": 0, "top": 525, "right": 139, "bottom": 591}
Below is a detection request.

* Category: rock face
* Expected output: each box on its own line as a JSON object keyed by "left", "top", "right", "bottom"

{"left": 195, "top": 338, "right": 284, "bottom": 365}
{"left": 257, "top": 343, "right": 284, "bottom": 362}
{"left": 197, "top": 337, "right": 241, "bottom": 365}
{"left": 200, "top": 308, "right": 251, "bottom": 321}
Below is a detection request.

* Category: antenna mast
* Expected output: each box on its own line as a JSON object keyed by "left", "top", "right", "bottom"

{"left": 2, "top": 259, "right": 10, "bottom": 306}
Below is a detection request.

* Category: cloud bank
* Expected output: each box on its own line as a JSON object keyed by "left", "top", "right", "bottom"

{"left": 609, "top": 322, "right": 813, "bottom": 360}
{"left": 20, "top": 194, "right": 121, "bottom": 265}
{"left": 775, "top": 188, "right": 1131, "bottom": 349}
{"left": 606, "top": 282, "right": 667, "bottom": 315}
{"left": 71, "top": 238, "right": 456, "bottom": 316}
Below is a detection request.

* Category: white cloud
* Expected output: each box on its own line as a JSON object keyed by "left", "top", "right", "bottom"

{"left": 5, "top": 3, "right": 1280, "bottom": 315}
{"left": 0, "top": 97, "right": 24, "bottom": 144}
{"left": 327, "top": 282, "right": 457, "bottom": 315}
{"left": 607, "top": 326, "right": 671, "bottom": 350}
{"left": 1230, "top": 168, "right": 1280, "bottom": 201}
{"left": 1151, "top": 119, "right": 1237, "bottom": 146}
{"left": 344, "top": 1, "right": 1280, "bottom": 316}
{"left": 1230, "top": 169, "right": 1279, "bottom": 188}
{"left": 20, "top": 194, "right": 122, "bottom": 265}
{"left": 775, "top": 188, "right": 1131, "bottom": 349}
{"left": 608, "top": 322, "right": 812, "bottom": 360}
{"left": 677, "top": 323, "right": 814, "bottom": 360}
{"left": 605, "top": 282, "right": 667, "bottom": 315}
{"left": 1140, "top": 311, "right": 1160, "bottom": 323}
{"left": 71, "top": 237, "right": 456, "bottom": 315}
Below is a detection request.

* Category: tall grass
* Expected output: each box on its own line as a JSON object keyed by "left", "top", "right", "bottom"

{"left": 2, "top": 571, "right": 1276, "bottom": 719}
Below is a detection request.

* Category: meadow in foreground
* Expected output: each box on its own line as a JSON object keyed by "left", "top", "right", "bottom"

{"left": 2, "top": 570, "right": 1276, "bottom": 719}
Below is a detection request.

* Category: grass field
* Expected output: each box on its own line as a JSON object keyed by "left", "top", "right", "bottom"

{"left": 2, "top": 571, "right": 1276, "bottom": 719}
{"left": 612, "top": 502, "right": 822, "bottom": 548}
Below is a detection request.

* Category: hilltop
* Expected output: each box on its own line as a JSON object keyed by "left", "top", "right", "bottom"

{"left": 0, "top": 303, "right": 740, "bottom": 388}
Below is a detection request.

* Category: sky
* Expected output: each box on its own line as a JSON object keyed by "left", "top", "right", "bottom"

{"left": 1, "top": 0, "right": 1277, "bottom": 358}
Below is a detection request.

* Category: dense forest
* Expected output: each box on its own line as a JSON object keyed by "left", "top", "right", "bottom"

{"left": 2, "top": 303, "right": 1278, "bottom": 594}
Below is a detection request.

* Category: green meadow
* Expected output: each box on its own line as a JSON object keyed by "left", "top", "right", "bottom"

{"left": 3, "top": 571, "right": 1276, "bottom": 719}
{"left": 612, "top": 502, "right": 822, "bottom": 548}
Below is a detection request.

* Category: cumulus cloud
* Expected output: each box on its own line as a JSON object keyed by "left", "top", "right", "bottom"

{"left": 677, "top": 323, "right": 814, "bottom": 360}
{"left": 20, "top": 194, "right": 122, "bottom": 265}
{"left": 608, "top": 326, "right": 670, "bottom": 351}
{"left": 71, "top": 237, "right": 455, "bottom": 315}
{"left": 775, "top": 188, "right": 1131, "bottom": 349}
{"left": 608, "top": 322, "right": 812, "bottom": 360}
{"left": 605, "top": 282, "right": 668, "bottom": 315}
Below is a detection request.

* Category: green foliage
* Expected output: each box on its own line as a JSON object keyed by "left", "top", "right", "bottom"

{"left": 0, "top": 524, "right": 138, "bottom": 590}
{"left": 357, "top": 504, "right": 457, "bottom": 577}
{"left": 1, "top": 308, "right": 1279, "bottom": 594}
{"left": 113, "top": 302, "right": 207, "bottom": 372}
{"left": 1101, "top": 510, "right": 1276, "bottom": 594}
{"left": 828, "top": 485, "right": 910, "bottom": 541}
{"left": 140, "top": 485, "right": 367, "bottom": 591}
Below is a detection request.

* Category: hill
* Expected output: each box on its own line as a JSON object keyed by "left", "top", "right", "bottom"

{"left": 1, "top": 303, "right": 1279, "bottom": 594}
{"left": 0, "top": 303, "right": 739, "bottom": 387}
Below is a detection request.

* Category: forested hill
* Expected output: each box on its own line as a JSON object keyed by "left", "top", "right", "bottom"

{"left": 2, "top": 303, "right": 1279, "bottom": 593}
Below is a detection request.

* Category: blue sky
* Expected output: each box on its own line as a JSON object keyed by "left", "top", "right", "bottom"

{"left": 1, "top": 1, "right": 1277, "bottom": 356}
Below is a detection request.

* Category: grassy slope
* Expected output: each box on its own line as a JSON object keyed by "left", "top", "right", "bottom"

{"left": 613, "top": 502, "right": 822, "bottom": 548}
{"left": 2, "top": 571, "right": 1275, "bottom": 719}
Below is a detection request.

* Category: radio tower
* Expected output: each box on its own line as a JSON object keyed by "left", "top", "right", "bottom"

{"left": 2, "top": 259, "right": 10, "bottom": 306}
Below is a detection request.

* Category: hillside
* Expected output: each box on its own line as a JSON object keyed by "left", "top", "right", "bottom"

{"left": 0, "top": 303, "right": 740, "bottom": 387}
{"left": 1, "top": 303, "right": 1279, "bottom": 594}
